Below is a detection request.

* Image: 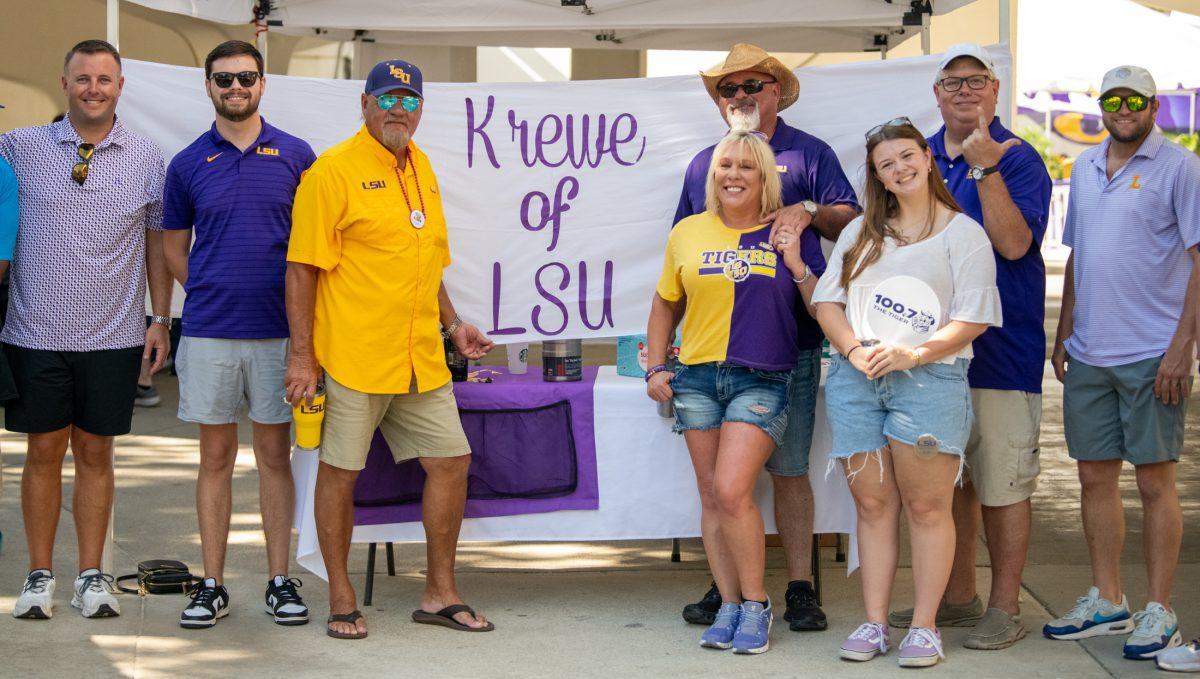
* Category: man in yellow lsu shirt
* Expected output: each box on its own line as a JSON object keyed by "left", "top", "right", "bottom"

{"left": 285, "top": 59, "right": 494, "bottom": 640}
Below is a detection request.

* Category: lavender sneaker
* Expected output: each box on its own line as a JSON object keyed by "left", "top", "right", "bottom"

{"left": 700, "top": 602, "right": 741, "bottom": 649}
{"left": 840, "top": 621, "right": 890, "bottom": 661}
{"left": 898, "top": 627, "right": 945, "bottom": 667}
{"left": 731, "top": 599, "right": 772, "bottom": 654}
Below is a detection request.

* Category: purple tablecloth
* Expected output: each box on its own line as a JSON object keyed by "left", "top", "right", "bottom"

{"left": 353, "top": 366, "right": 600, "bottom": 525}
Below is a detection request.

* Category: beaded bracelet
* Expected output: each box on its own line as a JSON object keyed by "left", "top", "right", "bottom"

{"left": 644, "top": 364, "right": 669, "bottom": 382}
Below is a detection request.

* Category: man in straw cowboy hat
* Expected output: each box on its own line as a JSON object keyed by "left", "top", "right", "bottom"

{"left": 674, "top": 42, "right": 860, "bottom": 634}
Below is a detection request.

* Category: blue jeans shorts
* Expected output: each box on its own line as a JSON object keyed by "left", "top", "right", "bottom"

{"left": 824, "top": 353, "right": 973, "bottom": 460}
{"left": 766, "top": 348, "right": 820, "bottom": 476}
{"left": 671, "top": 362, "right": 792, "bottom": 446}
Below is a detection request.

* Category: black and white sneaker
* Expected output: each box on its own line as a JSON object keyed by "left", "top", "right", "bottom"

{"left": 265, "top": 576, "right": 308, "bottom": 626}
{"left": 180, "top": 578, "right": 229, "bottom": 629}
{"left": 13, "top": 570, "right": 55, "bottom": 619}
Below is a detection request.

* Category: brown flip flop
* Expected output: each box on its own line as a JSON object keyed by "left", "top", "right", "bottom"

{"left": 326, "top": 609, "right": 368, "bottom": 639}
{"left": 411, "top": 604, "right": 495, "bottom": 632}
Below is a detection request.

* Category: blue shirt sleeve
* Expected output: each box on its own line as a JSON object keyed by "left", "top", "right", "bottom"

{"left": 809, "top": 145, "right": 860, "bottom": 210}
{"left": 161, "top": 154, "right": 194, "bottom": 231}
{"left": 0, "top": 157, "right": 17, "bottom": 261}
{"left": 1172, "top": 149, "right": 1200, "bottom": 250}
{"left": 998, "top": 142, "right": 1053, "bottom": 245}
{"left": 673, "top": 152, "right": 707, "bottom": 227}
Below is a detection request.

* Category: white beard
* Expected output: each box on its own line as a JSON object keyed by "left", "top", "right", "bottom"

{"left": 726, "top": 105, "right": 761, "bottom": 134}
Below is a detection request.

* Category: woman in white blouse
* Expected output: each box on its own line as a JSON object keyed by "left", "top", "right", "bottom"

{"left": 811, "top": 118, "right": 1002, "bottom": 668}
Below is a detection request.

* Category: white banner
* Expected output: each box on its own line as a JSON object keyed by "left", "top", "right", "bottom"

{"left": 119, "top": 47, "right": 1010, "bottom": 343}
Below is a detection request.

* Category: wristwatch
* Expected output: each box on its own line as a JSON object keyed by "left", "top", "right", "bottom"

{"left": 149, "top": 315, "right": 172, "bottom": 329}
{"left": 802, "top": 200, "right": 819, "bottom": 218}
{"left": 969, "top": 164, "right": 999, "bottom": 181}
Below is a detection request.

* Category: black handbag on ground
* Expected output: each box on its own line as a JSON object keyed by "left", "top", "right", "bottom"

{"left": 116, "top": 559, "right": 200, "bottom": 596}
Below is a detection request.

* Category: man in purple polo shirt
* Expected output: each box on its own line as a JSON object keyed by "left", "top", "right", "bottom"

{"left": 4, "top": 39, "right": 172, "bottom": 621}
{"left": 162, "top": 41, "right": 316, "bottom": 629}
{"left": 675, "top": 43, "right": 859, "bottom": 633}
{"left": 887, "top": 43, "right": 1052, "bottom": 651}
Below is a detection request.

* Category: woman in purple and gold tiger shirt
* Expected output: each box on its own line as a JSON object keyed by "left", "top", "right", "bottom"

{"left": 645, "top": 129, "right": 823, "bottom": 655}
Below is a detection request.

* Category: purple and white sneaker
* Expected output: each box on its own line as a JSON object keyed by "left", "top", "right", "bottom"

{"left": 700, "top": 602, "right": 741, "bottom": 649}
{"left": 840, "top": 621, "right": 890, "bottom": 661}
{"left": 898, "top": 627, "right": 945, "bottom": 667}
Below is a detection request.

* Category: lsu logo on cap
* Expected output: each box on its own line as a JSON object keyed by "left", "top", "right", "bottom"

{"left": 388, "top": 64, "right": 411, "bottom": 84}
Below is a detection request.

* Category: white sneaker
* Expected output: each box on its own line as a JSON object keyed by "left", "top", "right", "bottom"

{"left": 1042, "top": 586, "right": 1133, "bottom": 640}
{"left": 12, "top": 570, "right": 55, "bottom": 619}
{"left": 71, "top": 569, "right": 120, "bottom": 618}
{"left": 1124, "top": 601, "right": 1182, "bottom": 659}
{"left": 1157, "top": 638, "right": 1200, "bottom": 672}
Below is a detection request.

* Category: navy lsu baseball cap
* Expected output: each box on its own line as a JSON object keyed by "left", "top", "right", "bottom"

{"left": 365, "top": 60, "right": 423, "bottom": 99}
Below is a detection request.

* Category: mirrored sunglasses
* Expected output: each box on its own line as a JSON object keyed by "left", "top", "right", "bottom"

{"left": 71, "top": 142, "right": 95, "bottom": 185}
{"left": 376, "top": 94, "right": 421, "bottom": 112}
{"left": 1099, "top": 94, "right": 1150, "bottom": 113}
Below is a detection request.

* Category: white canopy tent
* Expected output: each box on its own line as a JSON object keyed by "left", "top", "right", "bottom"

{"left": 121, "top": 0, "right": 980, "bottom": 54}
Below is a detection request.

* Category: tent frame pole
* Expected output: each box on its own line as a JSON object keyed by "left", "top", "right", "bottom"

{"left": 107, "top": 0, "right": 119, "bottom": 49}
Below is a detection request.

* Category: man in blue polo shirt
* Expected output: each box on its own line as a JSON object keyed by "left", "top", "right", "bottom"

{"left": 675, "top": 43, "right": 859, "bottom": 633}
{"left": 887, "top": 43, "right": 1052, "bottom": 651}
{"left": 162, "top": 40, "right": 316, "bottom": 630}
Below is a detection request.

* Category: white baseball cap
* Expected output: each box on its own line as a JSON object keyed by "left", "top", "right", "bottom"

{"left": 1100, "top": 65, "right": 1157, "bottom": 98}
{"left": 935, "top": 43, "right": 997, "bottom": 83}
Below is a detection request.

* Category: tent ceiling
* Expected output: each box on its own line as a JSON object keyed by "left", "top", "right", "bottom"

{"left": 125, "top": 0, "right": 978, "bottom": 52}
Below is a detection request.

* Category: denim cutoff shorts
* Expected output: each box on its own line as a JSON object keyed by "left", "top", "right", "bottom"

{"left": 671, "top": 362, "right": 792, "bottom": 446}
{"left": 824, "top": 353, "right": 972, "bottom": 459}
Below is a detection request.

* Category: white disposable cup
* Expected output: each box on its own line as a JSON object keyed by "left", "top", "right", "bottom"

{"left": 507, "top": 342, "right": 530, "bottom": 375}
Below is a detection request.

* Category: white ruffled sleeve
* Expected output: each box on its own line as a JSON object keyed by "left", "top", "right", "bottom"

{"left": 947, "top": 218, "right": 1003, "bottom": 327}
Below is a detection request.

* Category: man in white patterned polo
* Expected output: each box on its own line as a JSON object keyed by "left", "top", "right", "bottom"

{"left": 2, "top": 40, "right": 173, "bottom": 620}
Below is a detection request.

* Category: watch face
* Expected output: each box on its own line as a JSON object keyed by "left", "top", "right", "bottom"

{"left": 970, "top": 167, "right": 983, "bottom": 179}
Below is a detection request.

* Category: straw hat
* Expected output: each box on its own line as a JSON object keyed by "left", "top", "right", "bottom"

{"left": 700, "top": 43, "right": 799, "bottom": 111}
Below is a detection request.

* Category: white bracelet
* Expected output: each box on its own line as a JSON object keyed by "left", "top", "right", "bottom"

{"left": 792, "top": 265, "right": 812, "bottom": 285}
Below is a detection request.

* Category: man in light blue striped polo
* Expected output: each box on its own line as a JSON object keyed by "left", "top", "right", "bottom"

{"left": 1048, "top": 65, "right": 1199, "bottom": 661}
{"left": 162, "top": 40, "right": 316, "bottom": 630}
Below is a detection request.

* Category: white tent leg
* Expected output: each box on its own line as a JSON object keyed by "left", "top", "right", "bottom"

{"left": 106, "top": 0, "right": 119, "bottom": 49}
{"left": 1000, "top": 0, "right": 1016, "bottom": 128}
{"left": 921, "top": 15, "right": 931, "bottom": 55}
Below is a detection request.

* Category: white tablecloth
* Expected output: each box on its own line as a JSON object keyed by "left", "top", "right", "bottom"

{"left": 292, "top": 366, "right": 858, "bottom": 579}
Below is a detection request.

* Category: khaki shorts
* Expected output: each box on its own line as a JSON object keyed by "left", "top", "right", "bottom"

{"left": 319, "top": 374, "right": 471, "bottom": 471}
{"left": 964, "top": 388, "right": 1042, "bottom": 507}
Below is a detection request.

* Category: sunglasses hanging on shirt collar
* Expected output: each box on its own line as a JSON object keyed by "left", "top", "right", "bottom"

{"left": 71, "top": 142, "right": 95, "bottom": 185}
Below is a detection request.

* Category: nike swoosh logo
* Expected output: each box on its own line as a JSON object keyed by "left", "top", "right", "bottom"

{"left": 206, "top": 153, "right": 223, "bottom": 162}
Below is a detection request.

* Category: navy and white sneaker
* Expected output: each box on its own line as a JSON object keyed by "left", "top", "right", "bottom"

{"left": 180, "top": 578, "right": 230, "bottom": 629}
{"left": 1043, "top": 586, "right": 1134, "bottom": 640}
{"left": 731, "top": 599, "right": 772, "bottom": 654}
{"left": 1156, "top": 637, "right": 1200, "bottom": 672}
{"left": 72, "top": 569, "right": 120, "bottom": 618}
{"left": 1124, "top": 602, "right": 1182, "bottom": 659}
{"left": 12, "top": 570, "right": 55, "bottom": 619}
{"left": 265, "top": 576, "right": 309, "bottom": 626}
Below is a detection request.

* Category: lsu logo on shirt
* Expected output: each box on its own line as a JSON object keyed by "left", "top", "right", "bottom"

{"left": 256, "top": 146, "right": 280, "bottom": 157}
{"left": 1130, "top": 175, "right": 1142, "bottom": 190}
{"left": 361, "top": 179, "right": 387, "bottom": 190}
{"left": 698, "top": 247, "right": 778, "bottom": 283}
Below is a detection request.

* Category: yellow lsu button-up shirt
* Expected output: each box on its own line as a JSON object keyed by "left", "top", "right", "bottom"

{"left": 288, "top": 126, "right": 451, "bottom": 394}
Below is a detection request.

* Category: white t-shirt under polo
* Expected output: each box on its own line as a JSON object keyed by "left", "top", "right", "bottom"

{"left": 1062, "top": 129, "right": 1200, "bottom": 367}
{"left": 813, "top": 213, "right": 1002, "bottom": 364}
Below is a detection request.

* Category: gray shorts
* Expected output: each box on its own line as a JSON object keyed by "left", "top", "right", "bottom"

{"left": 176, "top": 336, "right": 291, "bottom": 425}
{"left": 1063, "top": 354, "right": 1189, "bottom": 465}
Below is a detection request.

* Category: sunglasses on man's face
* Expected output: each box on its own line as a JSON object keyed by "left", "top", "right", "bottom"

{"left": 1100, "top": 94, "right": 1151, "bottom": 113}
{"left": 209, "top": 71, "right": 261, "bottom": 89}
{"left": 71, "top": 142, "right": 94, "bottom": 185}
{"left": 937, "top": 75, "right": 993, "bottom": 92}
{"left": 865, "top": 116, "right": 916, "bottom": 140}
{"left": 716, "top": 79, "right": 776, "bottom": 99}
{"left": 375, "top": 94, "right": 421, "bottom": 113}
